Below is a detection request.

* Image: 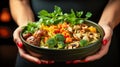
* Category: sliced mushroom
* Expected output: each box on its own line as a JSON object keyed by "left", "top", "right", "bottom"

{"left": 82, "top": 35, "right": 89, "bottom": 41}
{"left": 67, "top": 26, "right": 73, "bottom": 33}
{"left": 81, "top": 24, "right": 88, "bottom": 30}
{"left": 66, "top": 41, "right": 80, "bottom": 49}
{"left": 73, "top": 25, "right": 81, "bottom": 30}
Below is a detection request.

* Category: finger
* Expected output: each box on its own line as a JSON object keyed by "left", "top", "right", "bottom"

{"left": 84, "top": 39, "right": 111, "bottom": 62}
{"left": 66, "top": 61, "right": 73, "bottom": 64}
{"left": 48, "top": 61, "right": 54, "bottom": 64}
{"left": 72, "top": 60, "right": 88, "bottom": 64}
{"left": 14, "top": 27, "right": 42, "bottom": 64}
{"left": 40, "top": 60, "right": 54, "bottom": 64}
{"left": 13, "top": 26, "right": 23, "bottom": 44}
{"left": 13, "top": 27, "right": 54, "bottom": 64}
{"left": 99, "top": 24, "right": 113, "bottom": 40}
{"left": 18, "top": 47, "right": 41, "bottom": 64}
{"left": 102, "top": 27, "right": 112, "bottom": 45}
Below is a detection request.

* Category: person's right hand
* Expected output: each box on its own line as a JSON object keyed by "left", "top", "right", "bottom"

{"left": 13, "top": 26, "right": 54, "bottom": 64}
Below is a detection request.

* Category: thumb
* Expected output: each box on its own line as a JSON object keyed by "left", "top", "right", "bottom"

{"left": 99, "top": 24, "right": 113, "bottom": 45}
{"left": 13, "top": 26, "right": 23, "bottom": 46}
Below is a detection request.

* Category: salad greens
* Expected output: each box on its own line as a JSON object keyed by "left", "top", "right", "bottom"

{"left": 23, "top": 6, "right": 92, "bottom": 34}
{"left": 22, "top": 21, "right": 40, "bottom": 34}
{"left": 38, "top": 5, "right": 92, "bottom": 26}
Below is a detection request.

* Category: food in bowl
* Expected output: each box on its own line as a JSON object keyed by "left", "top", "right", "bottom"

{"left": 20, "top": 6, "right": 104, "bottom": 61}
{"left": 22, "top": 22, "right": 100, "bottom": 49}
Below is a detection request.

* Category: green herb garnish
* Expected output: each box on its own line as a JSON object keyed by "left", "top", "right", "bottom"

{"left": 38, "top": 5, "right": 92, "bottom": 26}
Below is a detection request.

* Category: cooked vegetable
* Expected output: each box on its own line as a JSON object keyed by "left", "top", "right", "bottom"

{"left": 22, "top": 6, "right": 101, "bottom": 49}
{"left": 46, "top": 38, "right": 57, "bottom": 48}
{"left": 57, "top": 41, "right": 65, "bottom": 49}
{"left": 54, "top": 34, "right": 65, "bottom": 42}
{"left": 79, "top": 39, "right": 88, "bottom": 47}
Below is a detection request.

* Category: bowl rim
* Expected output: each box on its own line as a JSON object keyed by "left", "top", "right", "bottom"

{"left": 20, "top": 20, "right": 104, "bottom": 51}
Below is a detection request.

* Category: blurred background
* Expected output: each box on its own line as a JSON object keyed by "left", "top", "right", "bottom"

{"left": 0, "top": 0, "right": 18, "bottom": 67}
{"left": 0, "top": 0, "right": 120, "bottom": 67}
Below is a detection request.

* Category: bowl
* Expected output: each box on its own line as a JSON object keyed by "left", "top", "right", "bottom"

{"left": 20, "top": 20, "right": 104, "bottom": 62}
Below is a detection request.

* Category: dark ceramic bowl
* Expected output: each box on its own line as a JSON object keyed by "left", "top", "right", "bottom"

{"left": 20, "top": 20, "right": 104, "bottom": 62}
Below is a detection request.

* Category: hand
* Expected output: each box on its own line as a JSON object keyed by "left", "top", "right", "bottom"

{"left": 66, "top": 24, "right": 113, "bottom": 64}
{"left": 13, "top": 26, "right": 54, "bottom": 64}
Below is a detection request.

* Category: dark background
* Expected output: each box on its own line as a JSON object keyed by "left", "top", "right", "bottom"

{"left": 0, "top": 0, "right": 120, "bottom": 67}
{"left": 0, "top": 0, "right": 18, "bottom": 67}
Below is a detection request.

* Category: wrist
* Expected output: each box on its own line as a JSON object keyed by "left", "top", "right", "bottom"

{"left": 17, "top": 20, "right": 34, "bottom": 27}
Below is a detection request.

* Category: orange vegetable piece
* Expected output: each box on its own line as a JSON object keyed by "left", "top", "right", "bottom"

{"left": 65, "top": 37, "right": 72, "bottom": 43}
{"left": 88, "top": 26, "right": 97, "bottom": 33}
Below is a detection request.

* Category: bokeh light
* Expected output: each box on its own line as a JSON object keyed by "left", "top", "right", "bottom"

{"left": 0, "top": 26, "right": 11, "bottom": 39}
{"left": 0, "top": 8, "right": 11, "bottom": 22}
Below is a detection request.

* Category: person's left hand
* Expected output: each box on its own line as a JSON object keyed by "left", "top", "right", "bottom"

{"left": 66, "top": 23, "right": 113, "bottom": 64}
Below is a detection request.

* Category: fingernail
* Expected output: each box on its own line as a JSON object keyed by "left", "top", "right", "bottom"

{"left": 82, "top": 60, "right": 88, "bottom": 63}
{"left": 35, "top": 60, "right": 41, "bottom": 64}
{"left": 66, "top": 61, "right": 72, "bottom": 64}
{"left": 36, "top": 62, "right": 41, "bottom": 64}
{"left": 73, "top": 60, "right": 80, "bottom": 64}
{"left": 42, "top": 62, "right": 48, "bottom": 64}
{"left": 48, "top": 61, "right": 54, "bottom": 64}
{"left": 102, "top": 39, "right": 108, "bottom": 46}
{"left": 17, "top": 42, "right": 23, "bottom": 48}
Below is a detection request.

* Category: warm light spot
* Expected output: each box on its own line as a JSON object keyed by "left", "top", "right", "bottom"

{"left": 0, "top": 27, "right": 11, "bottom": 38}
{"left": 0, "top": 8, "right": 11, "bottom": 22}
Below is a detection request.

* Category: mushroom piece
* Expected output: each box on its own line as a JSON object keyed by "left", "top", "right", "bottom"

{"left": 81, "top": 24, "right": 88, "bottom": 30}
{"left": 66, "top": 41, "right": 80, "bottom": 49}
{"left": 82, "top": 35, "right": 89, "bottom": 41}
{"left": 73, "top": 25, "right": 81, "bottom": 30}
{"left": 73, "top": 33, "right": 82, "bottom": 40}
{"left": 67, "top": 26, "right": 73, "bottom": 33}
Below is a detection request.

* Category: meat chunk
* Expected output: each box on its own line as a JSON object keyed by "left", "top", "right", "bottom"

{"left": 25, "top": 30, "right": 47, "bottom": 46}
{"left": 33, "top": 30, "right": 47, "bottom": 38}
{"left": 22, "top": 33, "right": 32, "bottom": 40}
{"left": 26, "top": 36, "right": 40, "bottom": 46}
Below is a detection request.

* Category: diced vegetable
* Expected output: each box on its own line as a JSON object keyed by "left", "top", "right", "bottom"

{"left": 88, "top": 26, "right": 97, "bottom": 33}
